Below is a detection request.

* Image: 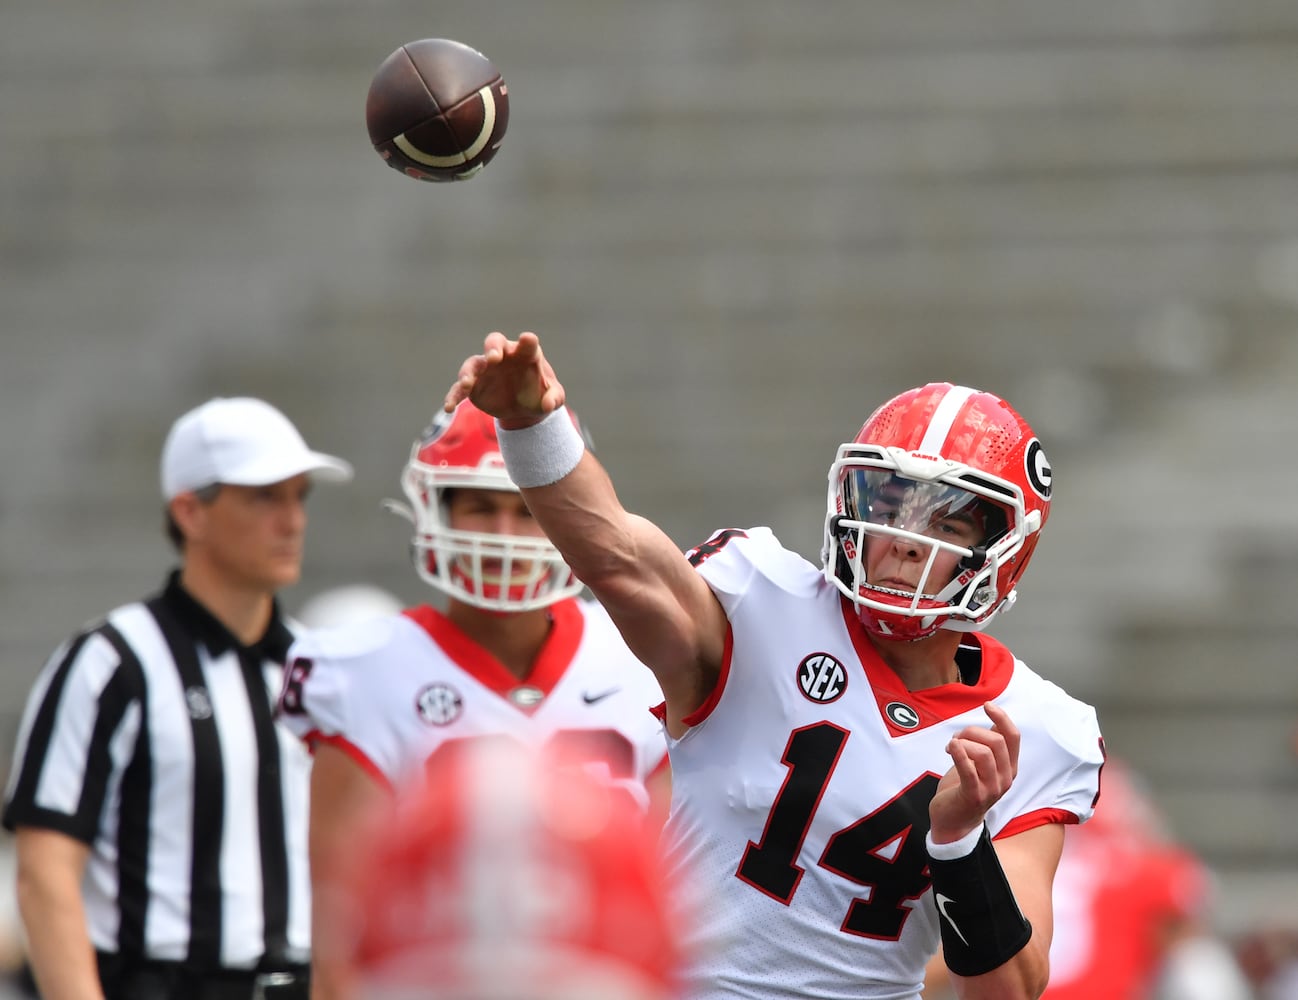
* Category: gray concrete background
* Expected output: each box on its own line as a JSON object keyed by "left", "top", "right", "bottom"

{"left": 3, "top": 0, "right": 1297, "bottom": 941}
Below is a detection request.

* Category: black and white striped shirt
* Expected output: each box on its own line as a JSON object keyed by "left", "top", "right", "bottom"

{"left": 2, "top": 572, "right": 311, "bottom": 971}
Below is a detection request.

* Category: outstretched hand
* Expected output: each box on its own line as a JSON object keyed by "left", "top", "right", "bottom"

{"left": 928, "top": 702, "right": 1021, "bottom": 844}
{"left": 444, "top": 331, "right": 566, "bottom": 428}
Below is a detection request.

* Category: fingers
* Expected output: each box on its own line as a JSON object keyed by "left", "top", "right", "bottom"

{"left": 481, "top": 330, "right": 542, "bottom": 360}
{"left": 983, "top": 701, "right": 1021, "bottom": 773}
{"left": 482, "top": 330, "right": 511, "bottom": 362}
{"left": 443, "top": 332, "right": 560, "bottom": 417}
{"left": 945, "top": 704, "right": 1019, "bottom": 802}
{"left": 930, "top": 704, "right": 1022, "bottom": 840}
{"left": 444, "top": 353, "right": 488, "bottom": 411}
{"left": 944, "top": 736, "right": 1009, "bottom": 801}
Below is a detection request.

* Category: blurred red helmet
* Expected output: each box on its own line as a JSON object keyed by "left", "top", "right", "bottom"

{"left": 1083, "top": 757, "right": 1170, "bottom": 845}
{"left": 331, "top": 740, "right": 681, "bottom": 1000}
{"left": 823, "top": 382, "right": 1052, "bottom": 641}
{"left": 393, "top": 401, "right": 586, "bottom": 612}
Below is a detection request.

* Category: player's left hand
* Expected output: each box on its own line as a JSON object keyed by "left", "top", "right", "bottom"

{"left": 928, "top": 702, "right": 1020, "bottom": 844}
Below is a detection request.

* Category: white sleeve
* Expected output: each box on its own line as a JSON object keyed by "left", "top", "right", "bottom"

{"left": 3, "top": 627, "right": 143, "bottom": 842}
{"left": 688, "top": 526, "right": 818, "bottom": 614}
{"left": 986, "top": 671, "right": 1106, "bottom": 834}
{"left": 275, "top": 632, "right": 353, "bottom": 745}
{"left": 275, "top": 617, "right": 421, "bottom": 787}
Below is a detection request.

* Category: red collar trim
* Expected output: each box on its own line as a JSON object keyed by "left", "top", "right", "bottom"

{"left": 402, "top": 600, "right": 585, "bottom": 711}
{"left": 839, "top": 598, "right": 1014, "bottom": 735}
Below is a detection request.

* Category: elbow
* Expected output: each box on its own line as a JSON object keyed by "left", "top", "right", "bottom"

{"left": 15, "top": 856, "right": 57, "bottom": 907}
{"left": 998, "top": 934, "right": 1050, "bottom": 1000}
{"left": 565, "top": 554, "right": 625, "bottom": 595}
{"left": 953, "top": 941, "right": 1050, "bottom": 1000}
{"left": 13, "top": 869, "right": 36, "bottom": 918}
{"left": 1013, "top": 941, "right": 1051, "bottom": 1000}
{"left": 1024, "top": 929, "right": 1052, "bottom": 998}
{"left": 1025, "top": 966, "right": 1050, "bottom": 1000}
{"left": 15, "top": 848, "right": 51, "bottom": 904}
{"left": 561, "top": 526, "right": 647, "bottom": 603}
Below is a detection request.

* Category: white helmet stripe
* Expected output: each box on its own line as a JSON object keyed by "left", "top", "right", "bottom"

{"left": 918, "top": 385, "right": 977, "bottom": 455}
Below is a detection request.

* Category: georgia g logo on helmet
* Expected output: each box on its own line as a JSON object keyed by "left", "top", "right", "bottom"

{"left": 1024, "top": 439, "right": 1052, "bottom": 500}
{"left": 823, "top": 382, "right": 1053, "bottom": 643}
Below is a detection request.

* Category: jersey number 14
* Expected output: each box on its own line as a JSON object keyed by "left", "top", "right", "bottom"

{"left": 736, "top": 721, "right": 941, "bottom": 940}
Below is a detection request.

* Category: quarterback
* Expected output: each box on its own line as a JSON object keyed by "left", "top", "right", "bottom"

{"left": 445, "top": 331, "right": 1105, "bottom": 1000}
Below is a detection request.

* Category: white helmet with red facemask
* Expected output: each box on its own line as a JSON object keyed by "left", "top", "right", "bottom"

{"left": 823, "top": 382, "right": 1053, "bottom": 642}
{"left": 393, "top": 401, "right": 585, "bottom": 612}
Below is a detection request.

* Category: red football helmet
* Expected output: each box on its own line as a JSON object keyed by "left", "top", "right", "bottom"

{"left": 393, "top": 401, "right": 585, "bottom": 612}
{"left": 333, "top": 740, "right": 682, "bottom": 1000}
{"left": 823, "top": 382, "right": 1052, "bottom": 641}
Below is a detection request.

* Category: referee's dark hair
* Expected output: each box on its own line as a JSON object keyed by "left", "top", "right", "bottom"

{"left": 163, "top": 483, "right": 222, "bottom": 551}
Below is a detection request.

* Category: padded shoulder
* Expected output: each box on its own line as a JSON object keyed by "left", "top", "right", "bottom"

{"left": 286, "top": 614, "right": 406, "bottom": 662}
{"left": 278, "top": 615, "right": 411, "bottom": 744}
{"left": 994, "top": 664, "right": 1106, "bottom": 830}
{"left": 687, "top": 526, "right": 823, "bottom": 612}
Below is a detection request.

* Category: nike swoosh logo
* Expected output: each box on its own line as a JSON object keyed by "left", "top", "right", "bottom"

{"left": 582, "top": 688, "right": 620, "bottom": 705}
{"left": 935, "top": 893, "right": 969, "bottom": 947}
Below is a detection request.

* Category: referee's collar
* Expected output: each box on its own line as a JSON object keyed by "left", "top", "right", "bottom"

{"left": 161, "top": 570, "right": 295, "bottom": 663}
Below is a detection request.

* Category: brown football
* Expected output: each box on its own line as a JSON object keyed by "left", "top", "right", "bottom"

{"left": 365, "top": 38, "right": 509, "bottom": 183}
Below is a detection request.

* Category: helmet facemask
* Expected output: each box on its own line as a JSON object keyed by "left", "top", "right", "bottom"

{"left": 388, "top": 415, "right": 584, "bottom": 613}
{"left": 824, "top": 445, "right": 1031, "bottom": 641}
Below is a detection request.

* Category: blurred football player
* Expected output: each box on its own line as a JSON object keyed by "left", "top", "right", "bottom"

{"left": 275, "top": 401, "right": 668, "bottom": 1000}
{"left": 445, "top": 331, "right": 1106, "bottom": 1000}
{"left": 318, "top": 739, "right": 683, "bottom": 1000}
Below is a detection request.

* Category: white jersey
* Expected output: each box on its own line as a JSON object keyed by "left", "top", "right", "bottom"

{"left": 666, "top": 528, "right": 1105, "bottom": 1000}
{"left": 276, "top": 598, "right": 667, "bottom": 799}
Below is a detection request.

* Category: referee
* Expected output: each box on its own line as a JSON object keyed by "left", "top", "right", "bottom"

{"left": 2, "top": 397, "right": 352, "bottom": 1000}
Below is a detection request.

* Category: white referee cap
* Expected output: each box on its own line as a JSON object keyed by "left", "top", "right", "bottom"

{"left": 161, "top": 396, "right": 353, "bottom": 500}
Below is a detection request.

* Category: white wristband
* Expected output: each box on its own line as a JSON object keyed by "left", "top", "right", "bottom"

{"left": 495, "top": 407, "right": 586, "bottom": 488}
{"left": 926, "top": 824, "right": 986, "bottom": 861}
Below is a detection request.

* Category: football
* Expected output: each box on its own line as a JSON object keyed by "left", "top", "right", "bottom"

{"left": 365, "top": 38, "right": 509, "bottom": 183}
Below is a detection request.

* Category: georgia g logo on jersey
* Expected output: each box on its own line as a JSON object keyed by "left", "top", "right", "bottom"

{"left": 797, "top": 652, "right": 847, "bottom": 704}
{"left": 884, "top": 701, "right": 922, "bottom": 730}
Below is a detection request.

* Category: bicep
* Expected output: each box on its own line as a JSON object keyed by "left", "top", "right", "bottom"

{"left": 602, "top": 512, "right": 727, "bottom": 690}
{"left": 308, "top": 743, "right": 392, "bottom": 884}
{"left": 529, "top": 459, "right": 727, "bottom": 711}
{"left": 308, "top": 744, "right": 390, "bottom": 999}
{"left": 14, "top": 827, "right": 91, "bottom": 899}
